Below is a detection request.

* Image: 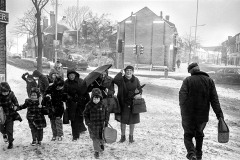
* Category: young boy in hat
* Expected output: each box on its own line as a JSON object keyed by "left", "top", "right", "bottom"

{"left": 22, "top": 72, "right": 38, "bottom": 98}
{"left": 83, "top": 88, "right": 109, "bottom": 159}
{"left": 18, "top": 87, "right": 48, "bottom": 146}
{"left": 0, "top": 82, "right": 20, "bottom": 149}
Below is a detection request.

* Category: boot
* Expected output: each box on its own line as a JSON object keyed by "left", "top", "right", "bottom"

{"left": 94, "top": 151, "right": 99, "bottom": 159}
{"left": 100, "top": 144, "right": 104, "bottom": 151}
{"left": 3, "top": 134, "right": 8, "bottom": 143}
{"left": 119, "top": 135, "right": 126, "bottom": 143}
{"left": 129, "top": 135, "right": 134, "bottom": 143}
{"left": 7, "top": 142, "right": 13, "bottom": 149}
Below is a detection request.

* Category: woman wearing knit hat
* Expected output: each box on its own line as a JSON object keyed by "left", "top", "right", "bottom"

{"left": 113, "top": 65, "right": 143, "bottom": 143}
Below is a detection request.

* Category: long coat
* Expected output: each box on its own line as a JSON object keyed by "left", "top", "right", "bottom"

{"left": 63, "top": 69, "right": 90, "bottom": 121}
{"left": 84, "top": 101, "right": 109, "bottom": 139}
{"left": 32, "top": 70, "right": 49, "bottom": 95}
{"left": 179, "top": 71, "right": 224, "bottom": 123}
{"left": 113, "top": 72, "right": 142, "bottom": 124}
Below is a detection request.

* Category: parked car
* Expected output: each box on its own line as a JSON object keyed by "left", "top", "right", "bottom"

{"left": 208, "top": 67, "right": 240, "bottom": 84}
{"left": 11, "top": 54, "right": 21, "bottom": 59}
{"left": 58, "top": 53, "right": 88, "bottom": 71}
{"left": 34, "top": 57, "right": 51, "bottom": 68}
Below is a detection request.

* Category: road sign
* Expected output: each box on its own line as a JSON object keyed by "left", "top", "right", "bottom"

{"left": 53, "top": 40, "right": 60, "bottom": 46}
{"left": 0, "top": 10, "right": 9, "bottom": 24}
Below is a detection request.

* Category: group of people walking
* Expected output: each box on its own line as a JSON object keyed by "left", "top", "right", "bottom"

{"left": 0, "top": 61, "right": 225, "bottom": 160}
{"left": 0, "top": 62, "right": 143, "bottom": 159}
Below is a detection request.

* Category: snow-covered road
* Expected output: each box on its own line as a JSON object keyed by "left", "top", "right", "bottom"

{"left": 0, "top": 64, "right": 239, "bottom": 160}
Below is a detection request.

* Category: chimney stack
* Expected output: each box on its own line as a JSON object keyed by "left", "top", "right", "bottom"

{"left": 43, "top": 17, "right": 48, "bottom": 31}
{"left": 165, "top": 15, "right": 169, "bottom": 21}
{"left": 160, "top": 11, "right": 163, "bottom": 19}
{"left": 50, "top": 11, "right": 55, "bottom": 26}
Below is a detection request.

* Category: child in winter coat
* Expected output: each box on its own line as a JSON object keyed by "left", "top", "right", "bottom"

{"left": 83, "top": 88, "right": 109, "bottom": 159}
{"left": 21, "top": 72, "right": 38, "bottom": 98}
{"left": 0, "top": 82, "right": 21, "bottom": 149}
{"left": 18, "top": 87, "right": 48, "bottom": 146}
{"left": 43, "top": 77, "right": 66, "bottom": 141}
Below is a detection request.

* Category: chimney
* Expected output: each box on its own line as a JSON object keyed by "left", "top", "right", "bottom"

{"left": 165, "top": 15, "right": 169, "bottom": 21}
{"left": 50, "top": 11, "right": 55, "bottom": 26}
{"left": 43, "top": 17, "right": 48, "bottom": 30}
{"left": 160, "top": 11, "right": 163, "bottom": 19}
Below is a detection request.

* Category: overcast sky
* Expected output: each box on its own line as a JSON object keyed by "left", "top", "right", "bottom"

{"left": 6, "top": 0, "right": 240, "bottom": 53}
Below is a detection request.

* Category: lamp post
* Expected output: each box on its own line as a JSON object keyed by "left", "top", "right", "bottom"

{"left": 188, "top": 24, "right": 206, "bottom": 64}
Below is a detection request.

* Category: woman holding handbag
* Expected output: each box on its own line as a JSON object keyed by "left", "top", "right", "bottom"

{"left": 113, "top": 65, "right": 143, "bottom": 143}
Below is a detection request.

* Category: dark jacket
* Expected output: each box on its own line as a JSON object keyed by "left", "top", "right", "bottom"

{"left": 32, "top": 70, "right": 49, "bottom": 95}
{"left": 179, "top": 70, "right": 224, "bottom": 123}
{"left": 43, "top": 84, "right": 66, "bottom": 119}
{"left": 63, "top": 69, "right": 90, "bottom": 121}
{"left": 19, "top": 99, "right": 48, "bottom": 129}
{"left": 22, "top": 73, "right": 38, "bottom": 97}
{"left": 113, "top": 72, "right": 142, "bottom": 124}
{"left": 84, "top": 88, "right": 109, "bottom": 139}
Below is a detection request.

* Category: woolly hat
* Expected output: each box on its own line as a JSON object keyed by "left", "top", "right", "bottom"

{"left": 0, "top": 82, "right": 11, "bottom": 92}
{"left": 188, "top": 63, "right": 198, "bottom": 72}
{"left": 124, "top": 65, "right": 134, "bottom": 72}
{"left": 30, "top": 87, "right": 40, "bottom": 98}
{"left": 91, "top": 88, "right": 103, "bottom": 99}
{"left": 27, "top": 74, "right": 34, "bottom": 79}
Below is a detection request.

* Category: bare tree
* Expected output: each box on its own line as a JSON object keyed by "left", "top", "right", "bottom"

{"left": 31, "top": 0, "right": 49, "bottom": 73}
{"left": 13, "top": 8, "right": 38, "bottom": 57}
{"left": 6, "top": 39, "right": 16, "bottom": 54}
{"left": 64, "top": 6, "right": 91, "bottom": 30}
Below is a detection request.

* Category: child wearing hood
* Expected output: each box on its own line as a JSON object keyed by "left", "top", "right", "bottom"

{"left": 22, "top": 72, "right": 38, "bottom": 98}
{"left": 83, "top": 88, "right": 109, "bottom": 159}
{"left": 18, "top": 87, "right": 48, "bottom": 146}
{"left": 0, "top": 82, "right": 21, "bottom": 149}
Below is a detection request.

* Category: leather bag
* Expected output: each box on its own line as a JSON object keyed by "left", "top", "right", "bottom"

{"left": 132, "top": 98, "right": 147, "bottom": 114}
{"left": 218, "top": 117, "right": 229, "bottom": 143}
{"left": 103, "top": 123, "right": 117, "bottom": 144}
{"left": 102, "top": 96, "right": 121, "bottom": 113}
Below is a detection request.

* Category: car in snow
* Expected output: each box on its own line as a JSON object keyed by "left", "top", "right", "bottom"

{"left": 33, "top": 57, "right": 51, "bottom": 68}
{"left": 207, "top": 67, "right": 240, "bottom": 84}
{"left": 58, "top": 53, "right": 88, "bottom": 71}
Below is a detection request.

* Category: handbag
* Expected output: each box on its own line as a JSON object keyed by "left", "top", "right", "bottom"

{"left": 102, "top": 123, "right": 117, "bottom": 144}
{"left": 63, "top": 108, "right": 69, "bottom": 124}
{"left": 218, "top": 117, "right": 229, "bottom": 143}
{"left": 132, "top": 98, "right": 147, "bottom": 114}
{"left": 102, "top": 96, "right": 121, "bottom": 113}
{"left": 0, "top": 106, "right": 6, "bottom": 125}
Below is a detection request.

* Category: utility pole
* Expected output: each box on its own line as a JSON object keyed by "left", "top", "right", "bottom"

{"left": 76, "top": 0, "right": 79, "bottom": 48}
{"left": 194, "top": 0, "right": 199, "bottom": 57}
{"left": 54, "top": 0, "right": 58, "bottom": 62}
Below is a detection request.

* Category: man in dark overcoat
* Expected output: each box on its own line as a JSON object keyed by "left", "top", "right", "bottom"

{"left": 179, "top": 63, "right": 224, "bottom": 160}
{"left": 63, "top": 68, "right": 90, "bottom": 141}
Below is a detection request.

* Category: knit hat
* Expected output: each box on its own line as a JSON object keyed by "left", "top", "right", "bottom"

{"left": 188, "top": 63, "right": 198, "bottom": 73}
{"left": 91, "top": 88, "right": 103, "bottom": 99}
{"left": 54, "top": 77, "right": 64, "bottom": 87}
{"left": 27, "top": 74, "right": 34, "bottom": 79}
{"left": 124, "top": 65, "right": 134, "bottom": 72}
{"left": 0, "top": 82, "right": 11, "bottom": 92}
{"left": 30, "top": 87, "right": 40, "bottom": 98}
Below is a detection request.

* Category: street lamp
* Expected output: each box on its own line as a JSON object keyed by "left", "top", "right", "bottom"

{"left": 188, "top": 24, "right": 206, "bottom": 64}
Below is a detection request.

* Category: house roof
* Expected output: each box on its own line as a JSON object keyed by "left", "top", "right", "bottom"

{"left": 43, "top": 23, "right": 70, "bottom": 35}
{"left": 119, "top": 7, "right": 175, "bottom": 28}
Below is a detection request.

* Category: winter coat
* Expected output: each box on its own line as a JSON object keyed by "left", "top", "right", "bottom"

{"left": 63, "top": 69, "right": 90, "bottom": 121}
{"left": 19, "top": 99, "right": 48, "bottom": 129}
{"left": 84, "top": 100, "right": 109, "bottom": 139}
{"left": 113, "top": 72, "right": 142, "bottom": 124}
{"left": 179, "top": 70, "right": 224, "bottom": 123}
{"left": 43, "top": 84, "right": 66, "bottom": 119}
{"left": 0, "top": 91, "right": 19, "bottom": 118}
{"left": 32, "top": 70, "right": 49, "bottom": 95}
{"left": 22, "top": 73, "right": 38, "bottom": 97}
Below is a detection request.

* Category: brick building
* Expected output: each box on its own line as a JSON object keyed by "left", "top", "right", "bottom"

{"left": 116, "top": 7, "right": 178, "bottom": 70}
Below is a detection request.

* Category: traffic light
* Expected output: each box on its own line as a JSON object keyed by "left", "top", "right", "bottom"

{"left": 140, "top": 45, "right": 144, "bottom": 54}
{"left": 133, "top": 45, "right": 137, "bottom": 54}
{"left": 117, "top": 39, "right": 123, "bottom": 53}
